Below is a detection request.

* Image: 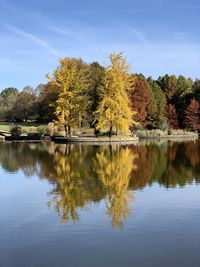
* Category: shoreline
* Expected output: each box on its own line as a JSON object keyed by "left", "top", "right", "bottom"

{"left": 0, "top": 133, "right": 198, "bottom": 143}
{"left": 54, "top": 134, "right": 198, "bottom": 144}
{"left": 54, "top": 136, "right": 139, "bottom": 144}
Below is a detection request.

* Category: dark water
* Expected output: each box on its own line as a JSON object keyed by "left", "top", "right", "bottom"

{"left": 0, "top": 140, "right": 200, "bottom": 267}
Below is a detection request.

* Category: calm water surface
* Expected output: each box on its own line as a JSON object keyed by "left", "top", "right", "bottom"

{"left": 0, "top": 140, "right": 200, "bottom": 267}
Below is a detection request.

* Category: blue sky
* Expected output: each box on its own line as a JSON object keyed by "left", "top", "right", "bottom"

{"left": 0, "top": 0, "right": 200, "bottom": 90}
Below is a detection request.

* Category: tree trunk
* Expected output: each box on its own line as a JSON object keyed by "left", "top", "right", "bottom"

{"left": 79, "top": 112, "right": 82, "bottom": 128}
{"left": 64, "top": 124, "right": 68, "bottom": 137}
{"left": 68, "top": 125, "right": 72, "bottom": 137}
{"left": 109, "top": 124, "right": 113, "bottom": 137}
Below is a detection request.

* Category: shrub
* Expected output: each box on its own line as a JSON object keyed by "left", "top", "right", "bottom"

{"left": 169, "top": 129, "right": 194, "bottom": 136}
{"left": 136, "top": 130, "right": 146, "bottom": 137}
{"left": 10, "top": 125, "right": 22, "bottom": 137}
{"left": 52, "top": 125, "right": 66, "bottom": 137}
{"left": 45, "top": 122, "right": 55, "bottom": 136}
{"left": 136, "top": 129, "right": 167, "bottom": 137}
{"left": 168, "top": 128, "right": 173, "bottom": 135}
{"left": 158, "top": 117, "right": 169, "bottom": 131}
{"left": 28, "top": 127, "right": 40, "bottom": 138}
{"left": 94, "top": 128, "right": 100, "bottom": 136}
{"left": 37, "top": 126, "right": 46, "bottom": 137}
{"left": 53, "top": 131, "right": 65, "bottom": 137}
{"left": 0, "top": 136, "right": 5, "bottom": 141}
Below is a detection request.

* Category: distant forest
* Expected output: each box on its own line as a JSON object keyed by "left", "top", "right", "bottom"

{"left": 1, "top": 53, "right": 200, "bottom": 133}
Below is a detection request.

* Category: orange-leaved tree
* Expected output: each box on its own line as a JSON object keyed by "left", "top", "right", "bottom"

{"left": 183, "top": 99, "right": 200, "bottom": 131}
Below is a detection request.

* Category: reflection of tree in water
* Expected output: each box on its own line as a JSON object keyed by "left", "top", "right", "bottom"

{"left": 158, "top": 142, "right": 196, "bottom": 187}
{"left": 129, "top": 143, "right": 167, "bottom": 189}
{"left": 94, "top": 146, "right": 138, "bottom": 228}
{"left": 129, "top": 145, "right": 152, "bottom": 189}
{"left": 130, "top": 141, "right": 200, "bottom": 189}
{"left": 185, "top": 141, "right": 200, "bottom": 167}
{"left": 48, "top": 145, "right": 105, "bottom": 223}
{"left": 0, "top": 141, "right": 200, "bottom": 227}
{"left": 0, "top": 142, "right": 57, "bottom": 179}
{"left": 48, "top": 145, "right": 138, "bottom": 228}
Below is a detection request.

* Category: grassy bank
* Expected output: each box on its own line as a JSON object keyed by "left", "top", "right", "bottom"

{"left": 0, "top": 123, "right": 198, "bottom": 140}
{"left": 0, "top": 122, "right": 46, "bottom": 131}
{"left": 136, "top": 129, "right": 198, "bottom": 138}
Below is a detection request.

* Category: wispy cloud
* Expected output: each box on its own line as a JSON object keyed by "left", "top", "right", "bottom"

{"left": 126, "top": 27, "right": 149, "bottom": 46}
{"left": 2, "top": 22, "right": 59, "bottom": 57}
{"left": 111, "top": 20, "right": 150, "bottom": 46}
{"left": 48, "top": 21, "right": 150, "bottom": 49}
{"left": 48, "top": 25, "right": 87, "bottom": 43}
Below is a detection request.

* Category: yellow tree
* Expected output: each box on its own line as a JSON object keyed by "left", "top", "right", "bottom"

{"left": 94, "top": 53, "right": 135, "bottom": 136}
{"left": 46, "top": 58, "right": 88, "bottom": 136}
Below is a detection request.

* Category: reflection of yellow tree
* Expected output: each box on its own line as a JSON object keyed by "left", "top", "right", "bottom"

{"left": 48, "top": 144, "right": 138, "bottom": 228}
{"left": 48, "top": 145, "right": 104, "bottom": 223}
{"left": 94, "top": 146, "right": 138, "bottom": 228}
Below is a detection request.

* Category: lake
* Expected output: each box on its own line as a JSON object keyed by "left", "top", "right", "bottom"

{"left": 0, "top": 140, "right": 200, "bottom": 267}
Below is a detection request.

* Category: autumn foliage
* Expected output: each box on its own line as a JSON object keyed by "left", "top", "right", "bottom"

{"left": 129, "top": 75, "right": 151, "bottom": 126}
{"left": 183, "top": 99, "right": 200, "bottom": 131}
{"left": 165, "top": 104, "right": 178, "bottom": 129}
{"left": 1, "top": 54, "right": 200, "bottom": 133}
{"left": 94, "top": 53, "right": 134, "bottom": 136}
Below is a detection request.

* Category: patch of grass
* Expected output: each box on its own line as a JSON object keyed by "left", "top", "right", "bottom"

{"left": 0, "top": 122, "right": 47, "bottom": 132}
{"left": 136, "top": 129, "right": 196, "bottom": 137}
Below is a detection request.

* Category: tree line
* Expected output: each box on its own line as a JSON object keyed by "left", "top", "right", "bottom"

{"left": 1, "top": 53, "right": 200, "bottom": 134}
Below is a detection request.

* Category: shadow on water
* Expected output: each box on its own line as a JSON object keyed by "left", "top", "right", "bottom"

{"left": 0, "top": 140, "right": 200, "bottom": 228}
